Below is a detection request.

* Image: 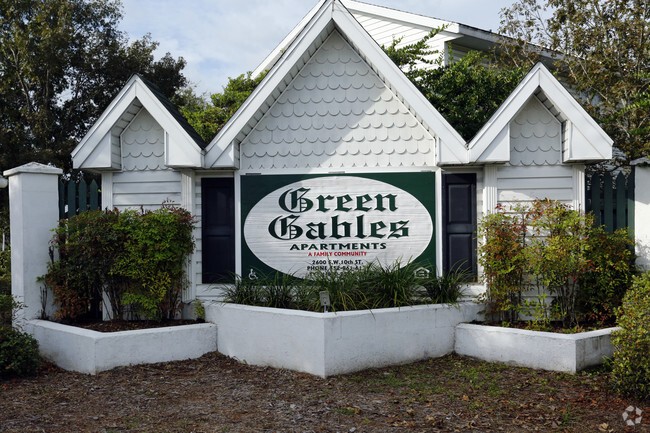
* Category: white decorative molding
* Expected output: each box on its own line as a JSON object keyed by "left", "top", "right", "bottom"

{"left": 240, "top": 31, "right": 437, "bottom": 172}
{"left": 572, "top": 164, "right": 585, "bottom": 211}
{"left": 483, "top": 165, "right": 498, "bottom": 213}
{"left": 234, "top": 173, "right": 243, "bottom": 277}
{"left": 181, "top": 170, "right": 196, "bottom": 303}
{"left": 509, "top": 98, "right": 562, "bottom": 167}
{"left": 120, "top": 109, "right": 166, "bottom": 171}
{"left": 635, "top": 166, "right": 650, "bottom": 271}
{"left": 101, "top": 172, "right": 113, "bottom": 210}
{"left": 180, "top": 170, "right": 195, "bottom": 212}
{"left": 73, "top": 75, "right": 204, "bottom": 170}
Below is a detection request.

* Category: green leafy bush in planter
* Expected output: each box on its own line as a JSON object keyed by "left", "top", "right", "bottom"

{"left": 0, "top": 294, "right": 12, "bottom": 325}
{"left": 45, "top": 209, "right": 128, "bottom": 321}
{"left": 0, "top": 295, "right": 24, "bottom": 326}
{"left": 113, "top": 207, "right": 195, "bottom": 321}
{"left": 478, "top": 199, "right": 636, "bottom": 329}
{"left": 526, "top": 199, "right": 592, "bottom": 327}
{"left": 1, "top": 248, "right": 26, "bottom": 326}
{"left": 611, "top": 272, "right": 650, "bottom": 399}
{"left": 476, "top": 204, "right": 527, "bottom": 323}
{"left": 44, "top": 205, "right": 196, "bottom": 322}
{"left": 226, "top": 271, "right": 304, "bottom": 310}
{"left": 577, "top": 227, "right": 637, "bottom": 324}
{"left": 422, "top": 266, "right": 469, "bottom": 305}
{"left": 0, "top": 326, "right": 41, "bottom": 378}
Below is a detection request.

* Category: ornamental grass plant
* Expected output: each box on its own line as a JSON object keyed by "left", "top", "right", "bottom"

{"left": 222, "top": 260, "right": 465, "bottom": 312}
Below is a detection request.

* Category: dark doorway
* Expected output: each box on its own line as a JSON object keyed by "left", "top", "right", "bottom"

{"left": 201, "top": 178, "right": 235, "bottom": 283}
{"left": 442, "top": 173, "right": 477, "bottom": 280}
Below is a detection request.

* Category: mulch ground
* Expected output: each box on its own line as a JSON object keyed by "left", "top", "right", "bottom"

{"left": 73, "top": 319, "right": 202, "bottom": 333}
{"left": 1, "top": 352, "right": 647, "bottom": 433}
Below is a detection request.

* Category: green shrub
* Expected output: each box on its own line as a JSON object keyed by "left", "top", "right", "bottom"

{"left": 577, "top": 227, "right": 637, "bottom": 324}
{"left": 0, "top": 326, "right": 41, "bottom": 378}
{"left": 262, "top": 272, "right": 303, "bottom": 309}
{"left": 44, "top": 205, "right": 196, "bottom": 322}
{"left": 478, "top": 199, "right": 635, "bottom": 328}
{"left": 304, "top": 263, "right": 371, "bottom": 311}
{"left": 192, "top": 299, "right": 205, "bottom": 322}
{"left": 225, "top": 274, "right": 267, "bottom": 306}
{"left": 0, "top": 249, "right": 10, "bottom": 296}
{"left": 303, "top": 260, "right": 433, "bottom": 311}
{"left": 526, "top": 199, "right": 592, "bottom": 327}
{"left": 0, "top": 293, "right": 13, "bottom": 325}
{"left": 422, "top": 267, "right": 468, "bottom": 304}
{"left": 611, "top": 272, "right": 650, "bottom": 399}
{"left": 225, "top": 271, "right": 312, "bottom": 310}
{"left": 477, "top": 204, "right": 527, "bottom": 322}
{"left": 46, "top": 209, "right": 127, "bottom": 321}
{"left": 114, "top": 207, "right": 195, "bottom": 320}
{"left": 363, "top": 261, "right": 424, "bottom": 309}
{"left": 0, "top": 294, "right": 24, "bottom": 326}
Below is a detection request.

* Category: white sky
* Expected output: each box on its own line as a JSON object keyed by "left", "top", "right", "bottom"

{"left": 118, "top": 0, "right": 516, "bottom": 96}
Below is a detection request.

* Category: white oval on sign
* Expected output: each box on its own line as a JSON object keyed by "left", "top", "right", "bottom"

{"left": 244, "top": 176, "right": 433, "bottom": 277}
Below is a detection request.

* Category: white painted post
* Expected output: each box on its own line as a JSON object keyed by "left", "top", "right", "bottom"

{"left": 3, "top": 163, "right": 63, "bottom": 324}
{"left": 633, "top": 161, "right": 650, "bottom": 271}
{"left": 0, "top": 175, "right": 7, "bottom": 252}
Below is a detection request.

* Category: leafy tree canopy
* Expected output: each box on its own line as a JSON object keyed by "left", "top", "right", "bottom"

{"left": 181, "top": 30, "right": 523, "bottom": 143}
{"left": 0, "top": 0, "right": 187, "bottom": 174}
{"left": 499, "top": 0, "right": 650, "bottom": 163}
{"left": 406, "top": 54, "right": 524, "bottom": 141}
{"left": 384, "top": 31, "right": 525, "bottom": 140}
{"left": 178, "top": 72, "right": 265, "bottom": 142}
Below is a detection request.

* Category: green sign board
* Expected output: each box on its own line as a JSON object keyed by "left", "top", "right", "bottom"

{"left": 241, "top": 172, "right": 436, "bottom": 277}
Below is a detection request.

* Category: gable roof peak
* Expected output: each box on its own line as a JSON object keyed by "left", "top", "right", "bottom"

{"left": 468, "top": 62, "right": 612, "bottom": 164}
{"left": 72, "top": 74, "right": 205, "bottom": 171}
{"left": 204, "top": 0, "right": 467, "bottom": 168}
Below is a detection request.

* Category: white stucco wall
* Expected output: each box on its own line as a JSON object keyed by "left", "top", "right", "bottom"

{"left": 4, "top": 163, "right": 62, "bottom": 322}
{"left": 455, "top": 324, "right": 617, "bottom": 373}
{"left": 635, "top": 165, "right": 650, "bottom": 270}
{"left": 205, "top": 302, "right": 482, "bottom": 377}
{"left": 25, "top": 320, "right": 217, "bottom": 374}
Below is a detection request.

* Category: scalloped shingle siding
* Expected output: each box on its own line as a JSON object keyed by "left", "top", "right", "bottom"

{"left": 509, "top": 97, "right": 562, "bottom": 167}
{"left": 122, "top": 109, "right": 166, "bottom": 171}
{"left": 113, "top": 109, "right": 181, "bottom": 210}
{"left": 497, "top": 97, "right": 573, "bottom": 206}
{"left": 241, "top": 30, "right": 435, "bottom": 171}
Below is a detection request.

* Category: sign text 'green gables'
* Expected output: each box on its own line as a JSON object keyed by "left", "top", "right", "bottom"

{"left": 269, "top": 188, "right": 408, "bottom": 241}
{"left": 242, "top": 174, "right": 435, "bottom": 278}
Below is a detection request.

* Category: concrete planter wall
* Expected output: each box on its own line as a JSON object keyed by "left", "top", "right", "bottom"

{"left": 24, "top": 320, "right": 217, "bottom": 374}
{"left": 454, "top": 323, "right": 618, "bottom": 373}
{"left": 205, "top": 302, "right": 482, "bottom": 377}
